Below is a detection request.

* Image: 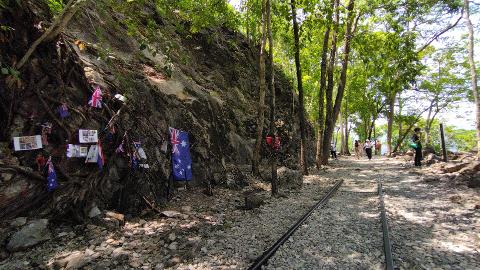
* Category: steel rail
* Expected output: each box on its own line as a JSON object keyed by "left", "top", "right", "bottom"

{"left": 378, "top": 181, "right": 394, "bottom": 270}
{"left": 247, "top": 179, "right": 344, "bottom": 270}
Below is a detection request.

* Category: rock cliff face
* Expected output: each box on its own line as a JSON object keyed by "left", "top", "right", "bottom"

{"left": 0, "top": 1, "right": 313, "bottom": 219}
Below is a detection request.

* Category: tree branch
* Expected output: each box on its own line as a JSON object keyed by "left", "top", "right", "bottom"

{"left": 416, "top": 10, "right": 464, "bottom": 54}
{"left": 16, "top": 0, "right": 89, "bottom": 70}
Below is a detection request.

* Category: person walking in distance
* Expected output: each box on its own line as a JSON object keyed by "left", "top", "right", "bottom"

{"left": 375, "top": 139, "right": 382, "bottom": 156}
{"left": 354, "top": 140, "right": 360, "bottom": 159}
{"left": 330, "top": 142, "right": 338, "bottom": 160}
{"left": 364, "top": 139, "right": 373, "bottom": 160}
{"left": 412, "top": 127, "right": 423, "bottom": 167}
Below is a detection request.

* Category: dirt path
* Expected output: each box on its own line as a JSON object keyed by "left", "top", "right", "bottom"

{"left": 1, "top": 157, "right": 478, "bottom": 269}
{"left": 378, "top": 158, "right": 480, "bottom": 269}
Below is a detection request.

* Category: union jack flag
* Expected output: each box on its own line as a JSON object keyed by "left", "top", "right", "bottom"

{"left": 169, "top": 127, "right": 180, "bottom": 155}
{"left": 88, "top": 86, "right": 102, "bottom": 108}
{"left": 46, "top": 157, "right": 58, "bottom": 192}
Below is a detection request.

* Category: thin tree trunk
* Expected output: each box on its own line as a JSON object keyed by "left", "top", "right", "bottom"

{"left": 425, "top": 103, "right": 433, "bottom": 147}
{"left": 252, "top": 0, "right": 267, "bottom": 175}
{"left": 386, "top": 94, "right": 395, "bottom": 156}
{"left": 322, "top": 0, "right": 355, "bottom": 164}
{"left": 315, "top": 1, "right": 333, "bottom": 168}
{"left": 266, "top": 0, "right": 277, "bottom": 196}
{"left": 367, "top": 118, "right": 375, "bottom": 139}
{"left": 464, "top": 0, "right": 480, "bottom": 157}
{"left": 392, "top": 105, "right": 433, "bottom": 153}
{"left": 340, "top": 111, "right": 345, "bottom": 154}
{"left": 291, "top": 0, "right": 308, "bottom": 175}
{"left": 344, "top": 109, "right": 350, "bottom": 155}
{"left": 321, "top": 0, "right": 339, "bottom": 165}
{"left": 398, "top": 93, "right": 403, "bottom": 145}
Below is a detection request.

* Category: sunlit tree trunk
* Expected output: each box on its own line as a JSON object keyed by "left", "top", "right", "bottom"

{"left": 252, "top": 0, "right": 267, "bottom": 175}
{"left": 315, "top": 0, "right": 333, "bottom": 168}
{"left": 322, "top": 0, "right": 355, "bottom": 164}
{"left": 321, "top": 0, "right": 339, "bottom": 165}
{"left": 291, "top": 0, "right": 308, "bottom": 175}
{"left": 266, "top": 0, "right": 277, "bottom": 195}
{"left": 387, "top": 93, "right": 395, "bottom": 156}
{"left": 397, "top": 93, "right": 403, "bottom": 145}
{"left": 464, "top": 0, "right": 480, "bottom": 158}
{"left": 341, "top": 106, "right": 350, "bottom": 155}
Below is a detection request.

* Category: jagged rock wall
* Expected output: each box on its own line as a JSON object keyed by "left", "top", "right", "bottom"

{"left": 0, "top": 0, "right": 314, "bottom": 219}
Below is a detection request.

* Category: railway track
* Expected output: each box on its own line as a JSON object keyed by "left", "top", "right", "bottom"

{"left": 248, "top": 179, "right": 395, "bottom": 270}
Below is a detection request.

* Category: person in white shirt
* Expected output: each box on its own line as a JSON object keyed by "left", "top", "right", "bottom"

{"left": 364, "top": 139, "right": 373, "bottom": 160}
{"left": 330, "top": 142, "right": 337, "bottom": 160}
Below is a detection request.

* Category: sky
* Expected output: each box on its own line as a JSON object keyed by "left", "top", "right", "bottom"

{"left": 226, "top": 0, "right": 477, "bottom": 130}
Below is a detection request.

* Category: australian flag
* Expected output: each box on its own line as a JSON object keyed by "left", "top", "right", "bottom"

{"left": 46, "top": 157, "right": 58, "bottom": 192}
{"left": 169, "top": 127, "right": 192, "bottom": 181}
{"left": 88, "top": 86, "right": 102, "bottom": 108}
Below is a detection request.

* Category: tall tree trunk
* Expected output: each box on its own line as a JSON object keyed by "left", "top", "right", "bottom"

{"left": 321, "top": 0, "right": 340, "bottom": 165}
{"left": 315, "top": 0, "right": 333, "bottom": 168}
{"left": 425, "top": 103, "right": 433, "bottom": 147}
{"left": 252, "top": 0, "right": 267, "bottom": 175}
{"left": 322, "top": 0, "right": 355, "bottom": 164}
{"left": 291, "top": 0, "right": 308, "bottom": 175}
{"left": 367, "top": 118, "right": 375, "bottom": 139}
{"left": 464, "top": 0, "right": 480, "bottom": 158}
{"left": 344, "top": 109, "right": 350, "bottom": 155}
{"left": 342, "top": 89, "right": 350, "bottom": 155}
{"left": 245, "top": 1, "right": 251, "bottom": 45}
{"left": 386, "top": 94, "right": 395, "bottom": 156}
{"left": 398, "top": 93, "right": 403, "bottom": 145}
{"left": 340, "top": 111, "right": 345, "bottom": 154}
{"left": 266, "top": 0, "right": 277, "bottom": 195}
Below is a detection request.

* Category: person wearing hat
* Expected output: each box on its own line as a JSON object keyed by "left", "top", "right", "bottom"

{"left": 364, "top": 139, "right": 373, "bottom": 160}
{"left": 412, "top": 127, "right": 423, "bottom": 167}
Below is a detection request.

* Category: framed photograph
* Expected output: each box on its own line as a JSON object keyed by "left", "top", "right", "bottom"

{"left": 79, "top": 129, "right": 98, "bottom": 143}
{"left": 13, "top": 135, "right": 43, "bottom": 151}
{"left": 67, "top": 144, "right": 89, "bottom": 158}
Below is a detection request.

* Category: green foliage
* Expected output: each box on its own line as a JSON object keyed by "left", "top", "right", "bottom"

{"left": 0, "top": 63, "right": 20, "bottom": 78}
{"left": 46, "top": 0, "right": 64, "bottom": 14}
{"left": 0, "top": 0, "right": 20, "bottom": 9}
{"left": 445, "top": 127, "right": 477, "bottom": 152}
{"left": 155, "top": 0, "right": 240, "bottom": 33}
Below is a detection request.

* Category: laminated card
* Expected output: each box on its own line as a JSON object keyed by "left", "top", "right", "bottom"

{"left": 67, "top": 144, "right": 88, "bottom": 158}
{"left": 13, "top": 135, "right": 43, "bottom": 151}
{"left": 79, "top": 129, "right": 98, "bottom": 143}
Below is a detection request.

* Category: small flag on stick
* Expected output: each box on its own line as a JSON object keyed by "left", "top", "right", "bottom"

{"left": 88, "top": 86, "right": 102, "bottom": 108}
{"left": 46, "top": 157, "right": 58, "bottom": 192}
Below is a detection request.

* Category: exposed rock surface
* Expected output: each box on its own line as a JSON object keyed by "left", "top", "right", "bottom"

{"left": 244, "top": 191, "right": 265, "bottom": 210}
{"left": 9, "top": 217, "right": 27, "bottom": 228}
{"left": 277, "top": 166, "right": 303, "bottom": 188}
{"left": 6, "top": 219, "right": 51, "bottom": 252}
{"left": 0, "top": 0, "right": 314, "bottom": 220}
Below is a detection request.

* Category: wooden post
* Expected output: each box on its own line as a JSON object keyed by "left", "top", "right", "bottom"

{"left": 440, "top": 123, "right": 448, "bottom": 162}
